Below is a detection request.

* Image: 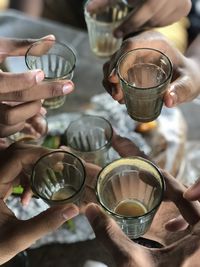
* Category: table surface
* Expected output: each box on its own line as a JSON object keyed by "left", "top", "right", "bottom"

{"left": 0, "top": 9, "right": 200, "bottom": 267}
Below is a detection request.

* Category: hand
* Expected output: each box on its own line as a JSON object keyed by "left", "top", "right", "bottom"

{"left": 0, "top": 200, "right": 78, "bottom": 265}
{"left": 0, "top": 35, "right": 74, "bottom": 137}
{"left": 0, "top": 142, "right": 52, "bottom": 203}
{"left": 85, "top": 203, "right": 200, "bottom": 267}
{"left": 86, "top": 0, "right": 191, "bottom": 38}
{"left": 103, "top": 31, "right": 200, "bottom": 108}
{"left": 0, "top": 143, "right": 79, "bottom": 265}
{"left": 82, "top": 133, "right": 200, "bottom": 226}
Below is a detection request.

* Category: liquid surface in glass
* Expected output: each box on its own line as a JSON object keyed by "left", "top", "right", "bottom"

{"left": 115, "top": 199, "right": 147, "bottom": 217}
{"left": 51, "top": 185, "right": 76, "bottom": 200}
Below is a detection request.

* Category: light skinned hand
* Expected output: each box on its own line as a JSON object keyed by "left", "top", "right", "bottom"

{"left": 86, "top": 0, "right": 191, "bottom": 38}
{"left": 102, "top": 30, "right": 200, "bottom": 108}
{"left": 0, "top": 35, "right": 74, "bottom": 137}
{"left": 0, "top": 143, "right": 79, "bottom": 265}
{"left": 85, "top": 203, "right": 200, "bottom": 267}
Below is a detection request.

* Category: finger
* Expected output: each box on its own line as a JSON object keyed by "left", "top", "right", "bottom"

{"left": 85, "top": 203, "right": 134, "bottom": 258}
{"left": 85, "top": 162, "right": 101, "bottom": 187}
{"left": 3, "top": 204, "right": 79, "bottom": 263}
{"left": 0, "top": 80, "right": 74, "bottom": 102}
{"left": 0, "top": 122, "right": 25, "bottom": 138}
{"left": 1, "top": 35, "right": 55, "bottom": 57}
{"left": 165, "top": 215, "right": 189, "bottom": 232}
{"left": 0, "top": 70, "right": 45, "bottom": 94}
{"left": 19, "top": 171, "right": 33, "bottom": 207}
{"left": 164, "top": 75, "right": 198, "bottom": 108}
{"left": 0, "top": 101, "right": 42, "bottom": 126}
{"left": 0, "top": 143, "right": 50, "bottom": 183}
{"left": 162, "top": 170, "right": 200, "bottom": 225}
{"left": 184, "top": 178, "right": 200, "bottom": 201}
{"left": 111, "top": 133, "right": 148, "bottom": 158}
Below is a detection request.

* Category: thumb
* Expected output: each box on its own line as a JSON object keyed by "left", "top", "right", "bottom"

{"left": 14, "top": 204, "right": 79, "bottom": 251}
{"left": 85, "top": 204, "right": 132, "bottom": 255}
{"left": 164, "top": 75, "right": 197, "bottom": 108}
{"left": 165, "top": 215, "right": 189, "bottom": 232}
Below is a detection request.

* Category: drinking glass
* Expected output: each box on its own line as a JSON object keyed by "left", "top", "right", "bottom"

{"left": 25, "top": 39, "right": 76, "bottom": 109}
{"left": 84, "top": 0, "right": 129, "bottom": 57}
{"left": 117, "top": 48, "right": 173, "bottom": 122}
{"left": 96, "top": 157, "right": 165, "bottom": 239}
{"left": 31, "top": 150, "right": 86, "bottom": 205}
{"left": 8, "top": 115, "right": 48, "bottom": 145}
{"left": 64, "top": 115, "right": 113, "bottom": 167}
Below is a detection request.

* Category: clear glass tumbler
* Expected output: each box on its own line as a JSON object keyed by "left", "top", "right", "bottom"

{"left": 31, "top": 150, "right": 86, "bottom": 205}
{"left": 84, "top": 0, "right": 129, "bottom": 58}
{"left": 96, "top": 157, "right": 165, "bottom": 239}
{"left": 25, "top": 39, "right": 76, "bottom": 109}
{"left": 64, "top": 115, "right": 113, "bottom": 167}
{"left": 117, "top": 48, "right": 173, "bottom": 122}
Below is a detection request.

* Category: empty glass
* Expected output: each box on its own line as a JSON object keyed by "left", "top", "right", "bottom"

{"left": 96, "top": 157, "right": 165, "bottom": 239}
{"left": 84, "top": 0, "right": 129, "bottom": 57}
{"left": 64, "top": 115, "right": 113, "bottom": 167}
{"left": 25, "top": 39, "right": 76, "bottom": 109}
{"left": 117, "top": 48, "right": 173, "bottom": 122}
{"left": 31, "top": 150, "right": 86, "bottom": 205}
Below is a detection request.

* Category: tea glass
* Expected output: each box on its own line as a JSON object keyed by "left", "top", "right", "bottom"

{"left": 25, "top": 39, "right": 76, "bottom": 109}
{"left": 64, "top": 115, "right": 113, "bottom": 167}
{"left": 96, "top": 157, "right": 165, "bottom": 239}
{"left": 31, "top": 150, "right": 86, "bottom": 206}
{"left": 117, "top": 48, "right": 173, "bottom": 122}
{"left": 84, "top": 0, "right": 129, "bottom": 57}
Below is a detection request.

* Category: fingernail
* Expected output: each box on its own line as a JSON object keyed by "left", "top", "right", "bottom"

{"left": 62, "top": 82, "right": 74, "bottom": 94}
{"left": 32, "top": 70, "right": 45, "bottom": 83}
{"left": 41, "top": 34, "right": 56, "bottom": 41}
{"left": 169, "top": 91, "right": 178, "bottom": 107}
{"left": 62, "top": 206, "right": 79, "bottom": 220}
{"left": 85, "top": 204, "right": 100, "bottom": 224}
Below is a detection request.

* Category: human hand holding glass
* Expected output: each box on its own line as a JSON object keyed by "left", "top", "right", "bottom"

{"left": 0, "top": 35, "right": 74, "bottom": 137}
{"left": 25, "top": 39, "right": 76, "bottom": 109}
{"left": 103, "top": 30, "right": 200, "bottom": 110}
{"left": 86, "top": 0, "right": 192, "bottom": 38}
{"left": 0, "top": 143, "right": 79, "bottom": 265}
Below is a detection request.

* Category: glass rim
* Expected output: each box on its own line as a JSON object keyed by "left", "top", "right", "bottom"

{"left": 84, "top": 0, "right": 128, "bottom": 25}
{"left": 25, "top": 39, "right": 76, "bottom": 80}
{"left": 64, "top": 115, "right": 113, "bottom": 153}
{"left": 117, "top": 47, "right": 173, "bottom": 90}
{"left": 96, "top": 156, "right": 165, "bottom": 220}
{"left": 31, "top": 150, "right": 86, "bottom": 203}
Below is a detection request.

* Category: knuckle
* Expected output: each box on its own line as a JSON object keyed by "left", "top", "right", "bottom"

{"left": 50, "top": 84, "right": 60, "bottom": 98}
